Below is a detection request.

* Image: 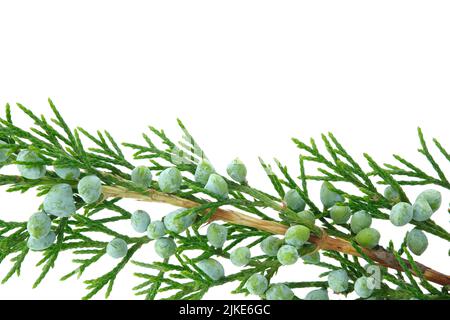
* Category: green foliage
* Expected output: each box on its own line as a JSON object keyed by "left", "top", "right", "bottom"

{"left": 0, "top": 99, "right": 448, "bottom": 300}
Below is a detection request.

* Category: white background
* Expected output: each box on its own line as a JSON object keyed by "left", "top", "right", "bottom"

{"left": 0, "top": 1, "right": 449, "bottom": 299}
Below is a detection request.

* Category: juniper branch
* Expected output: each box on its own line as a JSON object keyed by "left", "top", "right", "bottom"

{"left": 0, "top": 100, "right": 448, "bottom": 300}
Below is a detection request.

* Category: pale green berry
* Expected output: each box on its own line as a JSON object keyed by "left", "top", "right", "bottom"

{"left": 78, "top": 175, "right": 102, "bottom": 204}
{"left": 284, "top": 225, "right": 310, "bottom": 248}
{"left": 293, "top": 210, "right": 315, "bottom": 227}
{"left": 265, "top": 284, "right": 294, "bottom": 300}
{"left": 27, "top": 212, "right": 51, "bottom": 239}
{"left": 364, "top": 263, "right": 376, "bottom": 272}
{"left": 158, "top": 167, "right": 182, "bottom": 193}
{"left": 54, "top": 166, "right": 80, "bottom": 180}
{"left": 406, "top": 228, "right": 428, "bottom": 256}
{"left": 163, "top": 208, "right": 197, "bottom": 234}
{"left": 355, "top": 228, "right": 380, "bottom": 249}
{"left": 195, "top": 160, "right": 215, "bottom": 186}
{"left": 328, "top": 269, "right": 349, "bottom": 293}
{"left": 245, "top": 274, "right": 268, "bottom": 296}
{"left": 320, "top": 182, "right": 344, "bottom": 208}
{"left": 260, "top": 236, "right": 283, "bottom": 257}
{"left": 207, "top": 223, "right": 228, "bottom": 248}
{"left": 412, "top": 197, "right": 433, "bottom": 222}
{"left": 196, "top": 258, "right": 225, "bottom": 280}
{"left": 390, "top": 202, "right": 413, "bottom": 226}
{"left": 43, "top": 183, "right": 76, "bottom": 217}
{"left": 226, "top": 158, "right": 247, "bottom": 183}
{"left": 277, "top": 245, "right": 299, "bottom": 265}
{"left": 131, "top": 210, "right": 151, "bottom": 233}
{"left": 301, "top": 251, "right": 320, "bottom": 264}
{"left": 154, "top": 237, "right": 177, "bottom": 259}
{"left": 417, "top": 189, "right": 441, "bottom": 212}
{"left": 330, "top": 205, "right": 352, "bottom": 224}
{"left": 27, "top": 231, "right": 56, "bottom": 251}
{"left": 0, "top": 140, "right": 11, "bottom": 162}
{"left": 354, "top": 276, "right": 374, "bottom": 298}
{"left": 351, "top": 210, "right": 372, "bottom": 234}
{"left": 283, "top": 189, "right": 306, "bottom": 212}
{"left": 205, "top": 173, "right": 229, "bottom": 199}
{"left": 305, "top": 289, "right": 329, "bottom": 300}
{"left": 17, "top": 150, "right": 46, "bottom": 180}
{"left": 384, "top": 186, "right": 400, "bottom": 203}
{"left": 131, "top": 166, "right": 152, "bottom": 188}
{"left": 147, "top": 220, "right": 166, "bottom": 239}
{"left": 230, "top": 247, "right": 251, "bottom": 267}
{"left": 106, "top": 238, "right": 128, "bottom": 259}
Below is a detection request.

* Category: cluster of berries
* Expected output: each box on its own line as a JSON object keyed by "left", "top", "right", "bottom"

{"left": 8, "top": 145, "right": 441, "bottom": 300}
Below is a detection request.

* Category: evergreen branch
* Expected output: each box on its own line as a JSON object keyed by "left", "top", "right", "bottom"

{"left": 0, "top": 101, "right": 448, "bottom": 300}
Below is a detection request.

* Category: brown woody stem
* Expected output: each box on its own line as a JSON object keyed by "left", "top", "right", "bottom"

{"left": 102, "top": 185, "right": 450, "bottom": 286}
